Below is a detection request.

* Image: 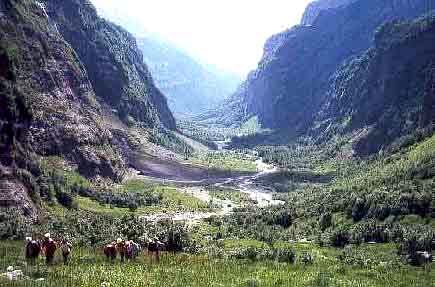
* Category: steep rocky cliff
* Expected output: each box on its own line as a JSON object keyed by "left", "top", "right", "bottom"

{"left": 0, "top": 0, "right": 125, "bottom": 180}
{"left": 230, "top": 0, "right": 434, "bottom": 137}
{"left": 43, "top": 0, "right": 176, "bottom": 129}
{"left": 315, "top": 14, "right": 435, "bottom": 155}
{"left": 0, "top": 0, "right": 179, "bottom": 223}
{"left": 301, "top": 0, "right": 356, "bottom": 25}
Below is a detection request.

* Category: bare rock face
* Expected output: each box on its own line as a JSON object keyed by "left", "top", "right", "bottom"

{"left": 0, "top": 0, "right": 125, "bottom": 181}
{"left": 43, "top": 0, "right": 176, "bottom": 130}
{"left": 227, "top": 0, "right": 435, "bottom": 143}
{"left": 0, "top": 178, "right": 38, "bottom": 223}
{"left": 0, "top": 0, "right": 181, "bottom": 226}
{"left": 301, "top": 0, "right": 356, "bottom": 26}
{"left": 315, "top": 15, "right": 435, "bottom": 155}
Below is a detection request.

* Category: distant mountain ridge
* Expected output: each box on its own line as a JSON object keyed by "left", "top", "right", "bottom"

{"left": 137, "top": 35, "right": 241, "bottom": 115}
{"left": 44, "top": 0, "right": 176, "bottom": 129}
{"left": 93, "top": 6, "right": 241, "bottom": 116}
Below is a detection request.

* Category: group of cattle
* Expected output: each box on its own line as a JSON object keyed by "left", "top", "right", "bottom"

{"left": 103, "top": 238, "right": 164, "bottom": 262}
{"left": 25, "top": 233, "right": 164, "bottom": 265}
{"left": 25, "top": 234, "right": 72, "bottom": 265}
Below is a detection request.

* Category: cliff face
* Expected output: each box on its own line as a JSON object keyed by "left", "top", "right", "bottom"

{"left": 0, "top": 0, "right": 180, "bottom": 198}
{"left": 0, "top": 0, "right": 125, "bottom": 181}
{"left": 0, "top": 0, "right": 130, "bottom": 223}
{"left": 315, "top": 15, "right": 435, "bottom": 155}
{"left": 301, "top": 0, "right": 356, "bottom": 25}
{"left": 233, "top": 0, "right": 434, "bottom": 136}
{"left": 43, "top": 0, "right": 176, "bottom": 129}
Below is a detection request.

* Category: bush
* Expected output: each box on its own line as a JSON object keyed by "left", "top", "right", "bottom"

{"left": 351, "top": 197, "right": 368, "bottom": 222}
{"left": 166, "top": 225, "right": 191, "bottom": 252}
{"left": 15, "top": 168, "right": 40, "bottom": 204}
{"left": 350, "top": 220, "right": 390, "bottom": 244}
{"left": 56, "top": 191, "right": 75, "bottom": 209}
{"left": 271, "top": 247, "right": 296, "bottom": 263}
{"left": 330, "top": 229, "right": 350, "bottom": 247}
{"left": 263, "top": 207, "right": 293, "bottom": 228}
{"left": 300, "top": 252, "right": 315, "bottom": 265}
{"left": 319, "top": 212, "right": 332, "bottom": 231}
{"left": 398, "top": 228, "right": 434, "bottom": 266}
{"left": 0, "top": 209, "right": 30, "bottom": 240}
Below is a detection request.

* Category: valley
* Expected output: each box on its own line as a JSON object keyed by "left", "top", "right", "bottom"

{"left": 0, "top": 0, "right": 434, "bottom": 286}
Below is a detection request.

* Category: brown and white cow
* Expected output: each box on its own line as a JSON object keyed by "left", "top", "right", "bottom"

{"left": 60, "top": 239, "right": 73, "bottom": 265}
{"left": 103, "top": 243, "right": 117, "bottom": 261}
{"left": 25, "top": 237, "right": 41, "bottom": 264}
{"left": 41, "top": 233, "right": 57, "bottom": 265}
{"left": 147, "top": 238, "right": 165, "bottom": 263}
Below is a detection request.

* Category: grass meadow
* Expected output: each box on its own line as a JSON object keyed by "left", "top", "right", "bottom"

{"left": 0, "top": 241, "right": 432, "bottom": 287}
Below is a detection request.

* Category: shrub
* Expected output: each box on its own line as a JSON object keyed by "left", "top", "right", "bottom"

{"left": 330, "top": 229, "right": 350, "bottom": 247}
{"left": 128, "top": 202, "right": 138, "bottom": 212}
{"left": 272, "top": 247, "right": 296, "bottom": 263}
{"left": 263, "top": 207, "right": 293, "bottom": 228}
{"left": 15, "top": 168, "right": 40, "bottom": 204}
{"left": 166, "top": 225, "right": 191, "bottom": 252}
{"left": 351, "top": 197, "right": 368, "bottom": 222}
{"left": 350, "top": 221, "right": 390, "bottom": 244}
{"left": 398, "top": 228, "right": 434, "bottom": 266}
{"left": 0, "top": 209, "right": 30, "bottom": 240}
{"left": 319, "top": 212, "right": 332, "bottom": 231}
{"left": 56, "top": 191, "right": 75, "bottom": 209}
{"left": 300, "top": 252, "right": 314, "bottom": 265}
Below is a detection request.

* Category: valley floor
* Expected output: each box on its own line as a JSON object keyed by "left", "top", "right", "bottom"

{"left": 0, "top": 241, "right": 433, "bottom": 287}
{"left": 1, "top": 124, "right": 433, "bottom": 287}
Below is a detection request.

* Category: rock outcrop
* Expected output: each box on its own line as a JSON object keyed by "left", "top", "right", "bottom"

{"left": 0, "top": 0, "right": 179, "bottom": 225}
{"left": 315, "top": 14, "right": 435, "bottom": 155}
{"left": 225, "top": 0, "right": 435, "bottom": 143}
{"left": 0, "top": 0, "right": 125, "bottom": 181}
{"left": 301, "top": 0, "right": 356, "bottom": 26}
{"left": 44, "top": 0, "right": 176, "bottom": 129}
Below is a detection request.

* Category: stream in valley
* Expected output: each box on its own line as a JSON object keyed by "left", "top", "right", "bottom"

{"left": 137, "top": 151, "right": 284, "bottom": 223}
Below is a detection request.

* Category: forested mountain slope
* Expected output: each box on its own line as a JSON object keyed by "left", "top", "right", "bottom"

{"left": 314, "top": 14, "right": 435, "bottom": 155}
{"left": 215, "top": 0, "right": 434, "bottom": 154}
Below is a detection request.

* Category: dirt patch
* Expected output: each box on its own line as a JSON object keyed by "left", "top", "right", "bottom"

{"left": 129, "top": 152, "right": 251, "bottom": 182}
{"left": 0, "top": 176, "right": 39, "bottom": 223}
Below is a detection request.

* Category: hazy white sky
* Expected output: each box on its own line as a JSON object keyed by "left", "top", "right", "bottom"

{"left": 90, "top": 0, "right": 312, "bottom": 76}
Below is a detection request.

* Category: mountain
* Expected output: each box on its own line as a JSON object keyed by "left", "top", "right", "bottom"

{"left": 92, "top": 6, "right": 241, "bottom": 116}
{"left": 0, "top": 0, "right": 176, "bottom": 220}
{"left": 314, "top": 14, "right": 435, "bottom": 155}
{"left": 136, "top": 35, "right": 241, "bottom": 115}
{"left": 301, "top": 0, "right": 356, "bottom": 25}
{"left": 220, "top": 0, "right": 435, "bottom": 152}
{"left": 44, "top": 0, "right": 175, "bottom": 129}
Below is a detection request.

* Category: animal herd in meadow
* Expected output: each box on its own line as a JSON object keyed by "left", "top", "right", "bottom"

{"left": 24, "top": 233, "right": 165, "bottom": 265}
